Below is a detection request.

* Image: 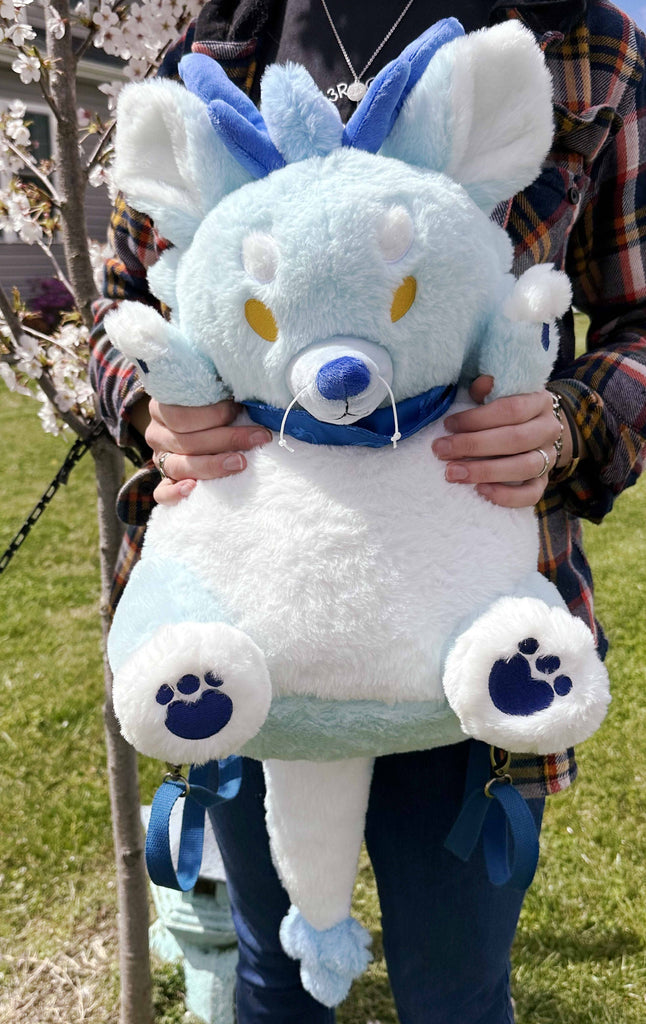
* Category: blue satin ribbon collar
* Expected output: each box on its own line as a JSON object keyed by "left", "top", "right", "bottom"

{"left": 244, "top": 383, "right": 458, "bottom": 449}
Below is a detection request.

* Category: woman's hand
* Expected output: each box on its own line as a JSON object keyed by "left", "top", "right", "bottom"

{"left": 142, "top": 398, "right": 272, "bottom": 505}
{"left": 431, "top": 376, "right": 578, "bottom": 508}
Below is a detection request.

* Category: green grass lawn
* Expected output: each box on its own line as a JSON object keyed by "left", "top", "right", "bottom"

{"left": 1, "top": 385, "right": 645, "bottom": 1023}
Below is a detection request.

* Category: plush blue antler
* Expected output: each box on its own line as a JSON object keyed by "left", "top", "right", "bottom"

{"left": 343, "top": 17, "right": 465, "bottom": 154}
{"left": 179, "top": 19, "right": 464, "bottom": 173}
{"left": 179, "top": 53, "right": 285, "bottom": 178}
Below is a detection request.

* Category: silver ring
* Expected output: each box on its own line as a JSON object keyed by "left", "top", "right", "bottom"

{"left": 549, "top": 392, "right": 565, "bottom": 464}
{"left": 535, "top": 447, "right": 550, "bottom": 479}
{"left": 157, "top": 451, "right": 173, "bottom": 481}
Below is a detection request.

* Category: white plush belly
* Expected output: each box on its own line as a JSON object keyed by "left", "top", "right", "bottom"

{"left": 144, "top": 406, "right": 538, "bottom": 702}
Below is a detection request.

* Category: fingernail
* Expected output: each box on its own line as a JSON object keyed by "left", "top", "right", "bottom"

{"left": 251, "top": 430, "right": 272, "bottom": 445}
{"left": 477, "top": 484, "right": 493, "bottom": 501}
{"left": 432, "top": 438, "right": 451, "bottom": 458}
{"left": 224, "top": 454, "right": 244, "bottom": 472}
{"left": 178, "top": 480, "right": 196, "bottom": 497}
{"left": 446, "top": 464, "right": 469, "bottom": 481}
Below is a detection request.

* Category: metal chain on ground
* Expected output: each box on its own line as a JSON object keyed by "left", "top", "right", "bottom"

{"left": 0, "top": 420, "right": 107, "bottom": 577}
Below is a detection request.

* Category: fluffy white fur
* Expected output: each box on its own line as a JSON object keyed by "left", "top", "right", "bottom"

{"left": 142, "top": 403, "right": 541, "bottom": 705}
{"left": 446, "top": 22, "right": 554, "bottom": 209}
{"left": 114, "top": 79, "right": 251, "bottom": 249}
{"left": 264, "top": 757, "right": 374, "bottom": 930}
{"left": 112, "top": 621, "right": 271, "bottom": 764}
{"left": 381, "top": 22, "right": 553, "bottom": 213}
{"left": 104, "top": 303, "right": 171, "bottom": 361}
{"left": 503, "top": 264, "right": 574, "bottom": 323}
{"left": 443, "top": 597, "right": 611, "bottom": 753}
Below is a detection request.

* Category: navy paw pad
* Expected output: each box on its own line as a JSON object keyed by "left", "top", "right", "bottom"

{"left": 488, "top": 639, "right": 573, "bottom": 718}
{"left": 155, "top": 674, "right": 233, "bottom": 740}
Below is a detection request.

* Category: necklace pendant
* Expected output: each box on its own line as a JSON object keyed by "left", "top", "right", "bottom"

{"left": 347, "top": 80, "right": 367, "bottom": 102}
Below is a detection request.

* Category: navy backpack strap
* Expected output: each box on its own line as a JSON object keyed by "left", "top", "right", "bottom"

{"left": 445, "top": 742, "right": 540, "bottom": 891}
{"left": 146, "top": 756, "right": 243, "bottom": 891}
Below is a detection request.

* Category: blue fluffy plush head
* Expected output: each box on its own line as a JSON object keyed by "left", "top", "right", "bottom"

{"left": 107, "top": 19, "right": 560, "bottom": 425}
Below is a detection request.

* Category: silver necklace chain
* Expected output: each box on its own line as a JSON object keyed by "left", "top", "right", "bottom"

{"left": 319, "top": 0, "right": 417, "bottom": 102}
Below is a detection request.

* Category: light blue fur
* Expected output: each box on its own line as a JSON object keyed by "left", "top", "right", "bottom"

{"left": 279, "top": 908, "right": 372, "bottom": 1007}
{"left": 135, "top": 319, "right": 228, "bottom": 407}
{"left": 241, "top": 695, "right": 465, "bottom": 761}
{"left": 108, "top": 22, "right": 558, "bottom": 411}
{"left": 107, "top": 557, "right": 227, "bottom": 674}
{"left": 261, "top": 63, "right": 343, "bottom": 161}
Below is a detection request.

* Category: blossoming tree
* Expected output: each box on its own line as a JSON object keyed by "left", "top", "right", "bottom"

{"left": 0, "top": 2, "right": 202, "bottom": 1021}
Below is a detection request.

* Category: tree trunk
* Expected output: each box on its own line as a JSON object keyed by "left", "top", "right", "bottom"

{"left": 46, "top": 0, "right": 97, "bottom": 328}
{"left": 92, "top": 435, "right": 153, "bottom": 1024}
{"left": 41, "top": 7, "right": 154, "bottom": 1020}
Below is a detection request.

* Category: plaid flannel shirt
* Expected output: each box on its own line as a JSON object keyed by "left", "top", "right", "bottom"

{"left": 90, "top": 0, "right": 646, "bottom": 798}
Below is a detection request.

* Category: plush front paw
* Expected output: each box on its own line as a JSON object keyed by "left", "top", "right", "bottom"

{"left": 443, "top": 597, "right": 610, "bottom": 753}
{"left": 112, "top": 622, "right": 271, "bottom": 763}
{"left": 104, "top": 303, "right": 225, "bottom": 406}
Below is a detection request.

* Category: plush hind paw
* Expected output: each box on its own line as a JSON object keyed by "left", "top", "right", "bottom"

{"left": 280, "top": 907, "right": 372, "bottom": 1008}
{"left": 112, "top": 622, "right": 271, "bottom": 763}
{"left": 155, "top": 671, "right": 233, "bottom": 740}
{"left": 443, "top": 597, "right": 610, "bottom": 754}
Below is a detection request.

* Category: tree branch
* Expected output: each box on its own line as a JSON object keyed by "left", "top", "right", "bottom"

{"left": 37, "top": 370, "right": 95, "bottom": 437}
{"left": 3, "top": 139, "right": 62, "bottom": 205}
{"left": 73, "top": 22, "right": 99, "bottom": 63}
{"left": 20, "top": 323, "right": 86, "bottom": 363}
{"left": 35, "top": 240, "right": 74, "bottom": 295}
{"left": 86, "top": 119, "right": 115, "bottom": 176}
{"left": 0, "top": 282, "right": 24, "bottom": 343}
{"left": 0, "top": 282, "right": 92, "bottom": 436}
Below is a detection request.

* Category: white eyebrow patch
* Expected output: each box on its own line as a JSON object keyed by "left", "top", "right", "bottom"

{"left": 376, "top": 206, "right": 414, "bottom": 263}
{"left": 242, "top": 232, "right": 280, "bottom": 283}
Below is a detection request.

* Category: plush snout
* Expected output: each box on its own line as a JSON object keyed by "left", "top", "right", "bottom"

{"left": 286, "top": 338, "right": 394, "bottom": 424}
{"left": 316, "top": 357, "right": 372, "bottom": 401}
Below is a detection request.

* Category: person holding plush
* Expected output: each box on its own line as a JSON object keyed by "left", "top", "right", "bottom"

{"left": 90, "top": 1, "right": 646, "bottom": 1021}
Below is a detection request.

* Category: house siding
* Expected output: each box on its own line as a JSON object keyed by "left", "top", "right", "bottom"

{"left": 0, "top": 57, "right": 119, "bottom": 303}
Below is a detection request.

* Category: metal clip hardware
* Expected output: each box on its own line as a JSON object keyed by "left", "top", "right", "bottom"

{"left": 163, "top": 763, "right": 190, "bottom": 797}
{"left": 484, "top": 746, "right": 512, "bottom": 798}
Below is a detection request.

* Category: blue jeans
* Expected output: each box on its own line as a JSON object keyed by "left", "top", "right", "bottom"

{"left": 208, "top": 742, "right": 544, "bottom": 1024}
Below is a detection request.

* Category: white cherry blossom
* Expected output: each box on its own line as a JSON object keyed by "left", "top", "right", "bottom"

{"left": 38, "top": 394, "right": 62, "bottom": 434}
{"left": 17, "top": 218, "right": 43, "bottom": 243}
{"left": 92, "top": 4, "right": 118, "bottom": 32}
{"left": 0, "top": 0, "right": 205, "bottom": 434}
{"left": 9, "top": 99, "right": 26, "bottom": 119}
{"left": 6, "top": 118, "right": 30, "bottom": 146}
{"left": 15, "top": 333, "right": 42, "bottom": 377}
{"left": 97, "top": 80, "right": 123, "bottom": 111}
{"left": 88, "top": 164, "right": 109, "bottom": 188}
{"left": 6, "top": 20, "right": 36, "bottom": 45}
{"left": 11, "top": 53, "right": 40, "bottom": 83}
{"left": 44, "top": 5, "right": 66, "bottom": 40}
{"left": 0, "top": 361, "right": 32, "bottom": 396}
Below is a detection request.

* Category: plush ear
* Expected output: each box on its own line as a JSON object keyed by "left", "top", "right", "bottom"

{"left": 112, "top": 78, "right": 252, "bottom": 249}
{"left": 260, "top": 62, "right": 343, "bottom": 162}
{"left": 381, "top": 21, "right": 554, "bottom": 213}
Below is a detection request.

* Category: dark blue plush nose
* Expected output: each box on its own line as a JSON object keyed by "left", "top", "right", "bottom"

{"left": 316, "top": 357, "right": 371, "bottom": 401}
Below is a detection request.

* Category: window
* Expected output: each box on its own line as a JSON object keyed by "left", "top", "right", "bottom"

{"left": 0, "top": 100, "right": 56, "bottom": 243}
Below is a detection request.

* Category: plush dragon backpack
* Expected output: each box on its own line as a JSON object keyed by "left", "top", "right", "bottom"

{"left": 106, "top": 18, "right": 610, "bottom": 1006}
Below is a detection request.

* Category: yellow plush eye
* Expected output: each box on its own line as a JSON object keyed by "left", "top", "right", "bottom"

{"left": 245, "top": 298, "right": 278, "bottom": 342}
{"left": 390, "top": 276, "right": 417, "bottom": 322}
